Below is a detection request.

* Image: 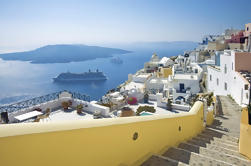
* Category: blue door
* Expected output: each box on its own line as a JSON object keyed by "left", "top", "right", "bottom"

{"left": 179, "top": 83, "right": 185, "bottom": 92}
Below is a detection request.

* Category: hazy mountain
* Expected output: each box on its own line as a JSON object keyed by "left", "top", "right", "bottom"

{"left": 102, "top": 41, "right": 198, "bottom": 52}
{"left": 0, "top": 44, "right": 131, "bottom": 64}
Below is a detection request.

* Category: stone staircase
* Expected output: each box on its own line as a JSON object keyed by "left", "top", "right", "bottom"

{"left": 141, "top": 96, "right": 251, "bottom": 166}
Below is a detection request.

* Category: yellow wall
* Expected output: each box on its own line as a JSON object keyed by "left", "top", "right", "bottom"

{"left": 0, "top": 101, "right": 204, "bottom": 166}
{"left": 239, "top": 107, "right": 251, "bottom": 160}
{"left": 228, "top": 43, "right": 244, "bottom": 50}
{"left": 158, "top": 67, "right": 172, "bottom": 78}
{"left": 208, "top": 41, "right": 226, "bottom": 52}
{"left": 206, "top": 109, "right": 214, "bottom": 126}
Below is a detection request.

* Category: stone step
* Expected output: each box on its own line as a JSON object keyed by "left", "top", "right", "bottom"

{"left": 207, "top": 124, "right": 230, "bottom": 132}
{"left": 141, "top": 155, "right": 188, "bottom": 166}
{"left": 198, "top": 132, "right": 238, "bottom": 145}
{"left": 188, "top": 138, "right": 238, "bottom": 152}
{"left": 178, "top": 142, "right": 251, "bottom": 166}
{"left": 192, "top": 137, "right": 238, "bottom": 151}
{"left": 196, "top": 134, "right": 239, "bottom": 147}
{"left": 187, "top": 139, "right": 247, "bottom": 159}
{"left": 203, "top": 128, "right": 239, "bottom": 142}
{"left": 163, "top": 147, "right": 232, "bottom": 166}
{"left": 202, "top": 128, "right": 239, "bottom": 143}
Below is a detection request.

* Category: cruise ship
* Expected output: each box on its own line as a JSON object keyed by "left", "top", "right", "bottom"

{"left": 53, "top": 69, "right": 107, "bottom": 82}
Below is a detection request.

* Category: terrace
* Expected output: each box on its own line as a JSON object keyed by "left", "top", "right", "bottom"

{"left": 113, "top": 95, "right": 191, "bottom": 118}
{"left": 123, "top": 100, "right": 188, "bottom": 115}
{"left": 0, "top": 91, "right": 109, "bottom": 124}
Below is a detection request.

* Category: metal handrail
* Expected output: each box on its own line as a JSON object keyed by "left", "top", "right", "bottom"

{"left": 0, "top": 90, "right": 90, "bottom": 113}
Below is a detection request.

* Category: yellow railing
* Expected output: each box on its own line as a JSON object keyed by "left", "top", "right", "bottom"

{"left": 0, "top": 101, "right": 204, "bottom": 166}
{"left": 239, "top": 107, "right": 251, "bottom": 160}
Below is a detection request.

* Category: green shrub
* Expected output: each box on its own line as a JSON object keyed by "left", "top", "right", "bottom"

{"left": 100, "top": 103, "right": 113, "bottom": 108}
{"left": 166, "top": 98, "right": 172, "bottom": 110}
{"left": 136, "top": 106, "right": 156, "bottom": 116}
{"left": 207, "top": 92, "right": 214, "bottom": 106}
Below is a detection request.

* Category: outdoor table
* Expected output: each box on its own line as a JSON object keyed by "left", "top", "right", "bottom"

{"left": 14, "top": 111, "right": 43, "bottom": 122}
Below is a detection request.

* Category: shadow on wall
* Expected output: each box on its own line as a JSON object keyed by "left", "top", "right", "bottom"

{"left": 239, "top": 107, "right": 251, "bottom": 159}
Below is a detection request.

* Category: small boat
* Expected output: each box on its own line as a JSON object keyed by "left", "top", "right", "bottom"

{"left": 110, "top": 57, "right": 123, "bottom": 64}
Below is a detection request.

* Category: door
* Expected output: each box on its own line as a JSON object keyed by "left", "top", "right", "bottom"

{"left": 179, "top": 83, "right": 185, "bottom": 92}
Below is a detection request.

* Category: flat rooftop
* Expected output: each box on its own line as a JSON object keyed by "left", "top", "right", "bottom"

{"left": 124, "top": 82, "right": 145, "bottom": 91}
{"left": 135, "top": 73, "right": 151, "bottom": 78}
{"left": 173, "top": 74, "right": 199, "bottom": 80}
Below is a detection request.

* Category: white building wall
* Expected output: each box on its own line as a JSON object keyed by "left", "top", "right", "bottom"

{"left": 207, "top": 67, "right": 226, "bottom": 95}
{"left": 207, "top": 50, "right": 250, "bottom": 106}
{"left": 172, "top": 79, "right": 200, "bottom": 94}
{"left": 231, "top": 73, "right": 250, "bottom": 105}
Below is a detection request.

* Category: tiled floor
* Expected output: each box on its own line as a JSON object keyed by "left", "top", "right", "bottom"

{"left": 40, "top": 108, "right": 94, "bottom": 122}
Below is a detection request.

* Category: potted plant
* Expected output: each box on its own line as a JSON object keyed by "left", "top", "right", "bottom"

{"left": 33, "top": 107, "right": 42, "bottom": 112}
{"left": 61, "top": 101, "right": 69, "bottom": 110}
{"left": 121, "top": 107, "right": 135, "bottom": 117}
{"left": 45, "top": 108, "right": 51, "bottom": 114}
{"left": 76, "top": 104, "right": 83, "bottom": 114}
{"left": 144, "top": 92, "right": 149, "bottom": 103}
{"left": 127, "top": 97, "right": 137, "bottom": 105}
{"left": 68, "top": 100, "right": 73, "bottom": 107}
{"left": 166, "top": 98, "right": 172, "bottom": 110}
{"left": 207, "top": 92, "right": 214, "bottom": 106}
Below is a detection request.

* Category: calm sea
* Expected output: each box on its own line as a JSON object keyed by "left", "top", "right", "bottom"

{"left": 0, "top": 49, "right": 184, "bottom": 104}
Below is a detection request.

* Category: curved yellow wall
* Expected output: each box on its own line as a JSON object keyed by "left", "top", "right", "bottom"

{"left": 0, "top": 101, "right": 204, "bottom": 166}
{"left": 206, "top": 109, "right": 214, "bottom": 126}
{"left": 239, "top": 107, "right": 251, "bottom": 159}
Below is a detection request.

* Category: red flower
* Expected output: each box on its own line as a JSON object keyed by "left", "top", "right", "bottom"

{"left": 127, "top": 97, "right": 137, "bottom": 105}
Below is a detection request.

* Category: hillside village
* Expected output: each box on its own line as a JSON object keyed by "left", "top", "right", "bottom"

{"left": 1, "top": 23, "right": 251, "bottom": 166}
{"left": 100, "top": 23, "right": 251, "bottom": 118}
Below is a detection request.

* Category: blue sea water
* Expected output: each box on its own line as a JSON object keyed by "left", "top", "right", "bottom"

{"left": 0, "top": 49, "right": 184, "bottom": 105}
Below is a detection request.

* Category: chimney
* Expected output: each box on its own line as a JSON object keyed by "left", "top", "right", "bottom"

{"left": 248, "top": 34, "right": 251, "bottom": 52}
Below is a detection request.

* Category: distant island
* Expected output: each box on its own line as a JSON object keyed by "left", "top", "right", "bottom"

{"left": 0, "top": 44, "right": 131, "bottom": 64}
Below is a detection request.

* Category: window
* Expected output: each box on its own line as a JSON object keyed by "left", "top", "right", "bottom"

{"left": 224, "top": 82, "right": 227, "bottom": 90}
{"left": 232, "top": 62, "right": 233, "bottom": 70}
{"left": 216, "top": 78, "right": 219, "bottom": 86}
{"left": 245, "top": 84, "right": 249, "bottom": 90}
{"left": 246, "top": 93, "right": 249, "bottom": 99}
{"left": 210, "top": 75, "right": 212, "bottom": 81}
{"left": 224, "top": 64, "right": 227, "bottom": 74}
{"left": 247, "top": 27, "right": 249, "bottom": 31}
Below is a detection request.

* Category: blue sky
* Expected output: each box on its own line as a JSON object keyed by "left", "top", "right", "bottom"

{"left": 0, "top": 0, "right": 251, "bottom": 52}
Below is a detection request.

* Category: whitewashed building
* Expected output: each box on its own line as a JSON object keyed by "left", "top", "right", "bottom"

{"left": 144, "top": 54, "right": 174, "bottom": 73}
{"left": 169, "top": 56, "right": 203, "bottom": 103}
{"left": 207, "top": 50, "right": 251, "bottom": 106}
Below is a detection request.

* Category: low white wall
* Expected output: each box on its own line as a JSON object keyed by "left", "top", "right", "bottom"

{"left": 172, "top": 104, "right": 190, "bottom": 111}
{"left": 89, "top": 101, "right": 110, "bottom": 117}
{"left": 149, "top": 94, "right": 157, "bottom": 101}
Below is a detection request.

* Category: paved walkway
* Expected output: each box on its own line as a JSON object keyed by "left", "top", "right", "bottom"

{"left": 141, "top": 96, "right": 251, "bottom": 166}
{"left": 213, "top": 95, "right": 242, "bottom": 137}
